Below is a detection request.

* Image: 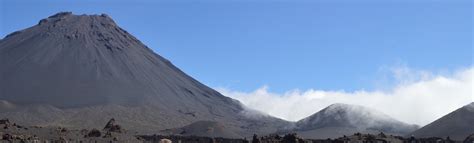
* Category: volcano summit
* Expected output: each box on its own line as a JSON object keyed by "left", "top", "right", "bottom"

{"left": 0, "top": 12, "right": 288, "bottom": 137}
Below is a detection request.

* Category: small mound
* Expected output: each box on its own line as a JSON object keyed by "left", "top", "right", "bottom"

{"left": 161, "top": 121, "right": 242, "bottom": 139}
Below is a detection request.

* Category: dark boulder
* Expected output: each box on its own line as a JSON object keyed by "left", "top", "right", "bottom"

{"left": 0, "top": 118, "right": 11, "bottom": 129}
{"left": 86, "top": 129, "right": 102, "bottom": 138}
{"left": 103, "top": 118, "right": 123, "bottom": 133}
{"left": 2, "top": 133, "right": 12, "bottom": 140}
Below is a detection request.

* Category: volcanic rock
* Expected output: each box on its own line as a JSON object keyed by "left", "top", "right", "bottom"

{"left": 103, "top": 118, "right": 123, "bottom": 133}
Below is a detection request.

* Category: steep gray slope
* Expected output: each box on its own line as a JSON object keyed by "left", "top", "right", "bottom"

{"left": 411, "top": 102, "right": 474, "bottom": 140}
{"left": 293, "top": 103, "right": 418, "bottom": 139}
{"left": 0, "top": 12, "right": 290, "bottom": 137}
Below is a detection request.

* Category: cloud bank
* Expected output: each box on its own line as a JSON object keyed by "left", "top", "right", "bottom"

{"left": 217, "top": 67, "right": 473, "bottom": 126}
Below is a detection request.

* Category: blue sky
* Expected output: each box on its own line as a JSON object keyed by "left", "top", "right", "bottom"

{"left": 1, "top": 0, "right": 472, "bottom": 93}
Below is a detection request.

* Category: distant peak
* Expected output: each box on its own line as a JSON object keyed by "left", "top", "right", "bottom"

{"left": 319, "top": 103, "right": 396, "bottom": 122}
{"left": 326, "top": 103, "right": 363, "bottom": 110}
{"left": 295, "top": 103, "right": 417, "bottom": 134}
{"left": 328, "top": 103, "right": 351, "bottom": 107}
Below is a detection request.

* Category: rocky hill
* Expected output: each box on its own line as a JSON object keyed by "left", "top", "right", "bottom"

{"left": 293, "top": 103, "right": 419, "bottom": 139}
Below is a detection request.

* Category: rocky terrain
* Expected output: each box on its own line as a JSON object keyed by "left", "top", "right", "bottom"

{"left": 0, "top": 118, "right": 141, "bottom": 142}
{"left": 1, "top": 119, "right": 471, "bottom": 143}
{"left": 0, "top": 102, "right": 471, "bottom": 142}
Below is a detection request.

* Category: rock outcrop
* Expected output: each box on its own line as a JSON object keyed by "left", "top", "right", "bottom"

{"left": 103, "top": 118, "right": 123, "bottom": 133}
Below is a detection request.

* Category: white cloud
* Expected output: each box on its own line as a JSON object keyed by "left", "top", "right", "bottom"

{"left": 217, "top": 67, "right": 473, "bottom": 126}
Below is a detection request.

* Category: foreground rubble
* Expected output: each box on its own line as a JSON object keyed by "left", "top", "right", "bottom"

{"left": 0, "top": 118, "right": 471, "bottom": 143}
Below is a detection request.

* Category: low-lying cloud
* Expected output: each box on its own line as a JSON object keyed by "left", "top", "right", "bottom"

{"left": 217, "top": 67, "right": 473, "bottom": 126}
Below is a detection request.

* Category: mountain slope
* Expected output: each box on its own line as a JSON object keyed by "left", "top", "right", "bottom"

{"left": 411, "top": 102, "right": 474, "bottom": 140}
{"left": 160, "top": 121, "right": 242, "bottom": 139}
{"left": 293, "top": 103, "right": 418, "bottom": 139}
{"left": 0, "top": 12, "right": 289, "bottom": 137}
